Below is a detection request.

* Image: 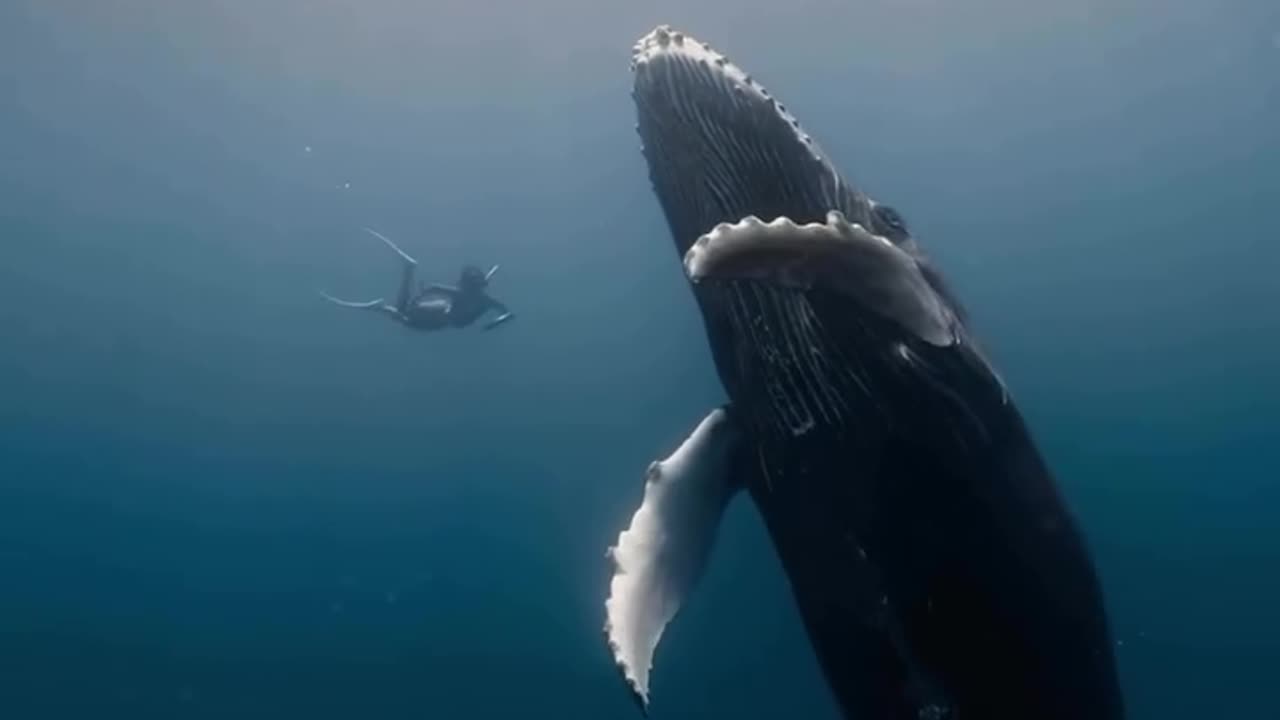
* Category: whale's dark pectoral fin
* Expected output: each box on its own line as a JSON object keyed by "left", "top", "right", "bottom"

{"left": 604, "top": 407, "right": 742, "bottom": 714}
{"left": 683, "top": 212, "right": 958, "bottom": 347}
{"left": 318, "top": 291, "right": 386, "bottom": 310}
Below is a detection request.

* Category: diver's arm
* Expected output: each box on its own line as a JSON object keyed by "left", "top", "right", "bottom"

{"left": 481, "top": 295, "right": 514, "bottom": 331}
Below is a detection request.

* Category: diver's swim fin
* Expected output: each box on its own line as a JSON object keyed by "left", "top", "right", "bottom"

{"left": 363, "top": 227, "right": 418, "bottom": 266}
{"left": 318, "top": 291, "right": 385, "bottom": 310}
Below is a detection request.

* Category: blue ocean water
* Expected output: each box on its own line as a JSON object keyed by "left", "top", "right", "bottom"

{"left": 1, "top": 1, "right": 1277, "bottom": 718}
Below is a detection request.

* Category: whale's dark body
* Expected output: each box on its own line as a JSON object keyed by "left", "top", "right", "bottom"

{"left": 630, "top": 28, "right": 1124, "bottom": 720}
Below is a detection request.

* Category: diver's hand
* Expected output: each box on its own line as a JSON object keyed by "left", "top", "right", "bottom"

{"left": 482, "top": 311, "right": 514, "bottom": 331}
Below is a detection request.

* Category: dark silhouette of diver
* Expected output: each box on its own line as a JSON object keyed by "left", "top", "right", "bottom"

{"left": 320, "top": 228, "right": 514, "bottom": 331}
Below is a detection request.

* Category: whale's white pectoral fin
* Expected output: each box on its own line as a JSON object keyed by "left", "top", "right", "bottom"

{"left": 604, "top": 407, "right": 742, "bottom": 713}
{"left": 683, "top": 212, "right": 957, "bottom": 346}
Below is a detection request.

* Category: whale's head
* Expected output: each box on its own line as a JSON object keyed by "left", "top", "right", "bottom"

{"left": 630, "top": 26, "right": 917, "bottom": 259}
{"left": 629, "top": 26, "right": 983, "bottom": 437}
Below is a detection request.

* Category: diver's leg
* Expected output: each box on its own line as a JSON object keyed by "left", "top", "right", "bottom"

{"left": 395, "top": 260, "right": 417, "bottom": 315}
{"left": 361, "top": 228, "right": 419, "bottom": 314}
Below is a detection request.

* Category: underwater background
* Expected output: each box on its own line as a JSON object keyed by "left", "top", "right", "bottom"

{"left": 2, "top": 0, "right": 1278, "bottom": 718}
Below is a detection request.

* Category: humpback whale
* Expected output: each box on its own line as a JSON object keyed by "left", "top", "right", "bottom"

{"left": 603, "top": 26, "right": 1125, "bottom": 720}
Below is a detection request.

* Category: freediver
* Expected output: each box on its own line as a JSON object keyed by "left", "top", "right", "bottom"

{"left": 320, "top": 228, "right": 515, "bottom": 332}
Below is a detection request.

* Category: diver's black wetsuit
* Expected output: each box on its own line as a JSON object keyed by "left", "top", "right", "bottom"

{"left": 397, "top": 265, "right": 511, "bottom": 331}
{"left": 321, "top": 228, "right": 514, "bottom": 332}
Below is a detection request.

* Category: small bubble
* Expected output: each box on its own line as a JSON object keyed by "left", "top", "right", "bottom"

{"left": 918, "top": 705, "right": 950, "bottom": 720}
{"left": 303, "top": 145, "right": 312, "bottom": 153}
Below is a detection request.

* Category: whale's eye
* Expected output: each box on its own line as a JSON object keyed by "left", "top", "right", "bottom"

{"left": 873, "top": 204, "right": 908, "bottom": 236}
